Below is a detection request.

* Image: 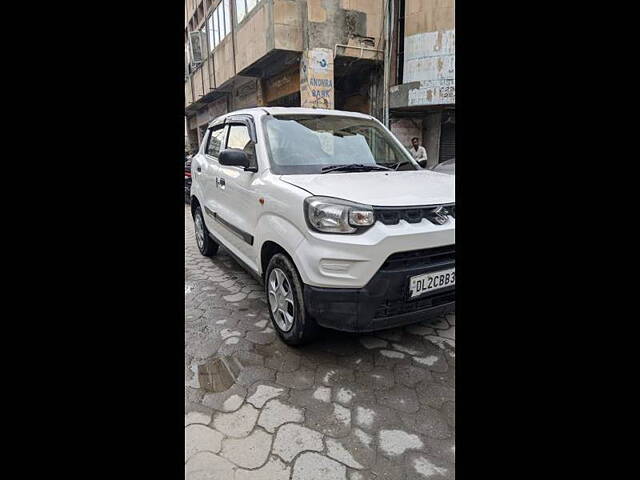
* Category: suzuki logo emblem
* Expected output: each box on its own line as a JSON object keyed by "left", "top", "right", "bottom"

{"left": 432, "top": 206, "right": 449, "bottom": 225}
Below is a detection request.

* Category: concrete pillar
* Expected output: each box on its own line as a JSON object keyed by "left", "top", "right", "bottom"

{"left": 422, "top": 111, "right": 442, "bottom": 169}
{"left": 300, "top": 48, "right": 334, "bottom": 109}
{"left": 256, "top": 78, "right": 266, "bottom": 107}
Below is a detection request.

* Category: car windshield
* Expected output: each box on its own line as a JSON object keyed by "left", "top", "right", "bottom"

{"left": 263, "top": 114, "right": 417, "bottom": 174}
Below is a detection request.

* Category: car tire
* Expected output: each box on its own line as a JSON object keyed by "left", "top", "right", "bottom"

{"left": 265, "top": 253, "right": 319, "bottom": 346}
{"left": 194, "top": 205, "right": 219, "bottom": 257}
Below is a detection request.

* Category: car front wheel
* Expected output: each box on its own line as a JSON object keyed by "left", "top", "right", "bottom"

{"left": 265, "top": 253, "right": 319, "bottom": 345}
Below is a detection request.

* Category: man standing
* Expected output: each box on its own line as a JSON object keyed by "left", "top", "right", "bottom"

{"left": 410, "top": 137, "right": 428, "bottom": 166}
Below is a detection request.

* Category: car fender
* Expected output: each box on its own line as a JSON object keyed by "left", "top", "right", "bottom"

{"left": 254, "top": 213, "right": 306, "bottom": 277}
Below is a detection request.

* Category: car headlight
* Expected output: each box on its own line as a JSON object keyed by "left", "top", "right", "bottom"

{"left": 304, "top": 196, "right": 375, "bottom": 234}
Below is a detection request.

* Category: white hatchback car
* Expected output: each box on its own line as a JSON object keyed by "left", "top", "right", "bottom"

{"left": 190, "top": 107, "right": 455, "bottom": 345}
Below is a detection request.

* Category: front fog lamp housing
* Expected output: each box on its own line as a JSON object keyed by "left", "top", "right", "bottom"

{"left": 304, "top": 196, "right": 375, "bottom": 234}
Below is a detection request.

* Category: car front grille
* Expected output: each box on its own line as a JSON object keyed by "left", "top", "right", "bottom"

{"left": 372, "top": 244, "right": 456, "bottom": 319}
{"left": 380, "top": 244, "right": 455, "bottom": 272}
{"left": 374, "top": 204, "right": 455, "bottom": 226}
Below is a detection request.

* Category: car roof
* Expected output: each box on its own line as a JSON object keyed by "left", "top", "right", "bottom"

{"left": 208, "top": 107, "right": 376, "bottom": 127}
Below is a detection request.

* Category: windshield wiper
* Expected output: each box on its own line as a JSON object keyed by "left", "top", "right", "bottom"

{"left": 321, "top": 163, "right": 392, "bottom": 174}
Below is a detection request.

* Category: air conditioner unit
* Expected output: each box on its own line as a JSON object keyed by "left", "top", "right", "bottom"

{"left": 189, "top": 31, "right": 207, "bottom": 68}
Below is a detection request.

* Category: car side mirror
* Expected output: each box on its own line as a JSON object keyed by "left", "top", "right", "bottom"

{"left": 219, "top": 149, "right": 257, "bottom": 172}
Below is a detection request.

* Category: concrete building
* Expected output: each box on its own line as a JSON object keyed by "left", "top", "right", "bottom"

{"left": 184, "top": 0, "right": 454, "bottom": 166}
{"left": 389, "top": 0, "right": 455, "bottom": 167}
{"left": 185, "top": 0, "right": 386, "bottom": 150}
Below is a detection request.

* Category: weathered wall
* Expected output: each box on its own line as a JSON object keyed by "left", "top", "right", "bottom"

{"left": 202, "top": 57, "right": 211, "bottom": 93}
{"left": 401, "top": 0, "right": 455, "bottom": 107}
{"left": 264, "top": 65, "right": 300, "bottom": 104}
{"left": 192, "top": 67, "right": 204, "bottom": 101}
{"left": 186, "top": 80, "right": 193, "bottom": 106}
{"left": 341, "top": 94, "right": 369, "bottom": 114}
{"left": 341, "top": 0, "right": 383, "bottom": 45}
{"left": 405, "top": 0, "right": 454, "bottom": 36}
{"left": 403, "top": 29, "right": 454, "bottom": 105}
{"left": 231, "top": 77, "right": 260, "bottom": 110}
{"left": 274, "top": 0, "right": 303, "bottom": 51}
{"left": 235, "top": 3, "right": 271, "bottom": 73}
{"left": 390, "top": 117, "right": 423, "bottom": 151}
{"left": 390, "top": 113, "right": 442, "bottom": 167}
{"left": 304, "top": 0, "right": 384, "bottom": 53}
{"left": 208, "top": 95, "right": 229, "bottom": 120}
{"left": 422, "top": 111, "right": 442, "bottom": 169}
{"left": 213, "top": 35, "right": 236, "bottom": 87}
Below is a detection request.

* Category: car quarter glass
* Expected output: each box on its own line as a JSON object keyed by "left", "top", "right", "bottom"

{"left": 206, "top": 125, "right": 226, "bottom": 158}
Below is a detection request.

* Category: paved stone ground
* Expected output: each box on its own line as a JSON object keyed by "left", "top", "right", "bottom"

{"left": 185, "top": 206, "right": 455, "bottom": 479}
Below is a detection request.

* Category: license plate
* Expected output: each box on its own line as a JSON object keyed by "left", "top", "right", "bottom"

{"left": 409, "top": 268, "right": 455, "bottom": 299}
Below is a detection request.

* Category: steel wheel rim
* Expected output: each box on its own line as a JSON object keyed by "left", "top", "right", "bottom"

{"left": 195, "top": 211, "right": 205, "bottom": 250}
{"left": 268, "top": 268, "right": 295, "bottom": 332}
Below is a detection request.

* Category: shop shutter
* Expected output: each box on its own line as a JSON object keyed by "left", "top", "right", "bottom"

{"left": 439, "top": 118, "right": 455, "bottom": 163}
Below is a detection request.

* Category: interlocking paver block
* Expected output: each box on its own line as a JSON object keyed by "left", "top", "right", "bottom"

{"left": 378, "top": 429, "right": 424, "bottom": 456}
{"left": 326, "top": 437, "right": 365, "bottom": 469}
{"left": 213, "top": 403, "right": 259, "bottom": 438}
{"left": 235, "top": 456, "right": 290, "bottom": 480}
{"left": 400, "top": 407, "right": 451, "bottom": 439}
{"left": 246, "top": 384, "right": 284, "bottom": 408}
{"left": 272, "top": 423, "right": 324, "bottom": 462}
{"left": 376, "top": 385, "right": 421, "bottom": 413}
{"left": 313, "top": 386, "right": 332, "bottom": 403}
{"left": 222, "top": 394, "right": 244, "bottom": 412}
{"left": 417, "top": 383, "right": 455, "bottom": 409}
{"left": 185, "top": 411, "right": 211, "bottom": 427}
{"left": 292, "top": 452, "right": 347, "bottom": 480}
{"left": 185, "top": 451, "right": 235, "bottom": 480}
{"left": 202, "top": 383, "right": 247, "bottom": 412}
{"left": 405, "top": 324, "right": 437, "bottom": 336}
{"left": 276, "top": 367, "right": 315, "bottom": 389}
{"left": 410, "top": 455, "right": 450, "bottom": 479}
{"left": 185, "top": 425, "right": 223, "bottom": 461}
{"left": 359, "top": 337, "right": 388, "bottom": 350}
{"left": 258, "top": 398, "right": 304, "bottom": 433}
{"left": 220, "top": 429, "right": 272, "bottom": 469}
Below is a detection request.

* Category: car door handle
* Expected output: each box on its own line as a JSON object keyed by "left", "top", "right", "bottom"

{"left": 218, "top": 178, "right": 225, "bottom": 186}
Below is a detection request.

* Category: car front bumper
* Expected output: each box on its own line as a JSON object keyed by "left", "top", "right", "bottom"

{"left": 303, "top": 244, "right": 455, "bottom": 332}
{"left": 293, "top": 217, "right": 455, "bottom": 289}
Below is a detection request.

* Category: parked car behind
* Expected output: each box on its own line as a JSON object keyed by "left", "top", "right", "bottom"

{"left": 184, "top": 155, "right": 192, "bottom": 204}
{"left": 432, "top": 157, "right": 455, "bottom": 175}
{"left": 190, "top": 107, "right": 455, "bottom": 345}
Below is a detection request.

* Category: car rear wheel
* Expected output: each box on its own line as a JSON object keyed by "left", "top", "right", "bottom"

{"left": 266, "top": 253, "right": 319, "bottom": 345}
{"left": 194, "top": 205, "right": 219, "bottom": 257}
